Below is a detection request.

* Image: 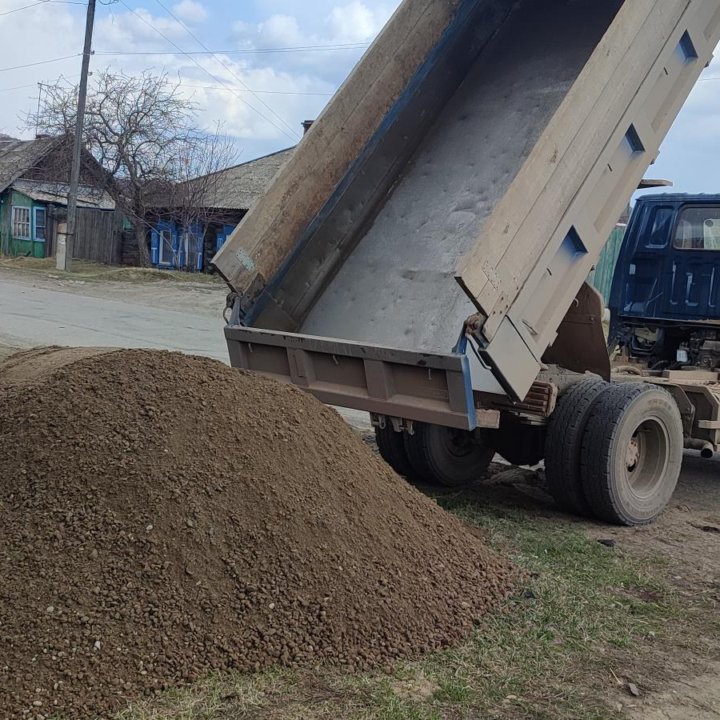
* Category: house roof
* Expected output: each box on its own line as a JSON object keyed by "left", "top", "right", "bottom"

{"left": 155, "top": 147, "right": 295, "bottom": 212}
{"left": 0, "top": 135, "right": 61, "bottom": 194}
{"left": 12, "top": 178, "right": 116, "bottom": 210}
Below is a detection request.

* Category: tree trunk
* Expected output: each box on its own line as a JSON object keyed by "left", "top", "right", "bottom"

{"left": 135, "top": 225, "right": 151, "bottom": 267}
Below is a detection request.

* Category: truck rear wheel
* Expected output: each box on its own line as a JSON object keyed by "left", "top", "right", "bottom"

{"left": 374, "top": 423, "right": 414, "bottom": 478}
{"left": 580, "top": 383, "right": 683, "bottom": 526}
{"left": 545, "top": 376, "right": 609, "bottom": 517}
{"left": 403, "top": 422, "right": 494, "bottom": 487}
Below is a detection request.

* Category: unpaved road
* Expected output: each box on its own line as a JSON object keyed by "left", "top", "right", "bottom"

{"left": 0, "top": 268, "right": 372, "bottom": 429}
{"left": 0, "top": 268, "right": 227, "bottom": 360}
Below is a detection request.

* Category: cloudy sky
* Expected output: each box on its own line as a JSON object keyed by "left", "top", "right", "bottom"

{"left": 1, "top": 0, "right": 719, "bottom": 193}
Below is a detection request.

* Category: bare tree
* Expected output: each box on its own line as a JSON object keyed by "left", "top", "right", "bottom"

{"left": 27, "top": 70, "right": 236, "bottom": 267}
{"left": 158, "top": 122, "right": 239, "bottom": 240}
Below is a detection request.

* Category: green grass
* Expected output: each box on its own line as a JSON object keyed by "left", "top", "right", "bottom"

{"left": 117, "top": 495, "right": 677, "bottom": 720}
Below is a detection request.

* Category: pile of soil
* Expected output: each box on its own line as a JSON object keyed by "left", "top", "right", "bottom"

{"left": 0, "top": 348, "right": 514, "bottom": 718}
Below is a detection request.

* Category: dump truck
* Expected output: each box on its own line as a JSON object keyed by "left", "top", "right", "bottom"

{"left": 213, "top": 0, "right": 720, "bottom": 526}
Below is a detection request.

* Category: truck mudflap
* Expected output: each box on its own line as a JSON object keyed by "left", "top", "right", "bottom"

{"left": 225, "top": 325, "right": 479, "bottom": 430}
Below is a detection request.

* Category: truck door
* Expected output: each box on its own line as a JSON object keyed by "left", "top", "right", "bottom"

{"left": 618, "top": 202, "right": 675, "bottom": 320}
{"left": 666, "top": 205, "right": 720, "bottom": 321}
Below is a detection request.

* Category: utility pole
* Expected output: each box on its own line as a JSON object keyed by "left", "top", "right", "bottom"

{"left": 35, "top": 83, "right": 43, "bottom": 138}
{"left": 58, "top": 0, "right": 96, "bottom": 272}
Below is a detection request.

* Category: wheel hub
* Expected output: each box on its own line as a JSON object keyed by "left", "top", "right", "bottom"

{"left": 626, "top": 435, "right": 640, "bottom": 471}
{"left": 442, "top": 428, "right": 476, "bottom": 458}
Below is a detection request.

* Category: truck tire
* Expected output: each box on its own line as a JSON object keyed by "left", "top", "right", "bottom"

{"left": 403, "top": 422, "right": 494, "bottom": 487}
{"left": 374, "top": 423, "right": 414, "bottom": 478}
{"left": 545, "top": 376, "right": 609, "bottom": 517}
{"left": 580, "top": 383, "right": 683, "bottom": 526}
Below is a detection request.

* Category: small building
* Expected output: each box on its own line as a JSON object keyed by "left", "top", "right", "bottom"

{"left": 0, "top": 134, "right": 121, "bottom": 263}
{"left": 147, "top": 147, "right": 294, "bottom": 272}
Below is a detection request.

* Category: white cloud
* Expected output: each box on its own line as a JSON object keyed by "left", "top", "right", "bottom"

{"left": 172, "top": 0, "right": 207, "bottom": 25}
{"left": 327, "top": 1, "right": 386, "bottom": 42}
{"left": 0, "top": 0, "right": 399, "bottom": 157}
{"left": 4, "top": 0, "right": 720, "bottom": 189}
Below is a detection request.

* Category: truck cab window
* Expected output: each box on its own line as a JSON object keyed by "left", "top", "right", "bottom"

{"left": 645, "top": 206, "right": 673, "bottom": 248}
{"left": 673, "top": 207, "right": 720, "bottom": 250}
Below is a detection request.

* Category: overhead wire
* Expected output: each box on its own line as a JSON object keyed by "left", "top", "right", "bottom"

{"left": 178, "top": 82, "right": 333, "bottom": 97}
{"left": 95, "top": 43, "right": 370, "bottom": 56}
{"left": 0, "top": 73, "right": 80, "bottom": 92}
{"left": 0, "top": 54, "right": 80, "bottom": 72}
{"left": 115, "top": 0, "right": 298, "bottom": 142}
{"left": 0, "top": 0, "right": 86, "bottom": 15}
{"left": 152, "top": 0, "right": 300, "bottom": 139}
{"left": 0, "top": 81, "right": 40, "bottom": 92}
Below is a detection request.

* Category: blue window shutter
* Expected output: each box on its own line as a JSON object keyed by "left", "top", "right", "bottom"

{"left": 171, "top": 227, "right": 180, "bottom": 267}
{"left": 150, "top": 230, "right": 160, "bottom": 265}
{"left": 216, "top": 224, "right": 236, "bottom": 253}
{"left": 195, "top": 224, "right": 204, "bottom": 271}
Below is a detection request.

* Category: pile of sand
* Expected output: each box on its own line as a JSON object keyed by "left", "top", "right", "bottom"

{"left": 0, "top": 348, "right": 513, "bottom": 718}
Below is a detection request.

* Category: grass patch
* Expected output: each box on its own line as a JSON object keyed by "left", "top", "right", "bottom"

{"left": 117, "top": 494, "right": 678, "bottom": 720}
{"left": 0, "top": 256, "right": 222, "bottom": 285}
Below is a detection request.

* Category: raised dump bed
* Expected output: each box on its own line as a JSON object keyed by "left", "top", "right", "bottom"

{"left": 215, "top": 0, "right": 720, "bottom": 526}
{"left": 216, "top": 0, "right": 719, "bottom": 406}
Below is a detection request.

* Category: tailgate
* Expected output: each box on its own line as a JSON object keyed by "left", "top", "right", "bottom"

{"left": 225, "top": 325, "right": 478, "bottom": 430}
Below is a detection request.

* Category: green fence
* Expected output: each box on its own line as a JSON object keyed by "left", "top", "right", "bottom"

{"left": 588, "top": 224, "right": 625, "bottom": 306}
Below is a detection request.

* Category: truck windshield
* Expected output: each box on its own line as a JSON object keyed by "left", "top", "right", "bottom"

{"left": 673, "top": 207, "right": 720, "bottom": 250}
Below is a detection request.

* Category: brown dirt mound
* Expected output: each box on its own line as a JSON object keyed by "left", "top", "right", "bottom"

{"left": 0, "top": 349, "right": 514, "bottom": 718}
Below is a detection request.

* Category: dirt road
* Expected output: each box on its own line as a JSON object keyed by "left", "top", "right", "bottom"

{"left": 0, "top": 267, "right": 227, "bottom": 360}
{"left": 0, "top": 267, "right": 372, "bottom": 429}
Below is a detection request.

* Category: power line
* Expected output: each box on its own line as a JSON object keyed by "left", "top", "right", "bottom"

{"left": 115, "top": 0, "right": 298, "bottom": 142}
{"left": 0, "top": 0, "right": 86, "bottom": 15}
{"left": 152, "top": 0, "right": 300, "bottom": 140}
{"left": 0, "top": 73, "right": 80, "bottom": 92}
{"left": 0, "top": 54, "right": 79, "bottom": 72}
{"left": 95, "top": 43, "right": 370, "bottom": 57}
{"left": 178, "top": 82, "right": 333, "bottom": 97}
{"left": 0, "top": 81, "right": 40, "bottom": 92}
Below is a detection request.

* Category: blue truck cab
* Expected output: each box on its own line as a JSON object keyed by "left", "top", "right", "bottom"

{"left": 609, "top": 194, "right": 720, "bottom": 371}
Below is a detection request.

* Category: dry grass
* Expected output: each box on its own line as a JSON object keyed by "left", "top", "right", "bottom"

{"left": 0, "top": 255, "right": 221, "bottom": 285}
{"left": 113, "top": 490, "right": 688, "bottom": 720}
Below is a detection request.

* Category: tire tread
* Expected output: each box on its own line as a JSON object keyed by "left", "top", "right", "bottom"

{"left": 545, "top": 376, "right": 609, "bottom": 516}
{"left": 580, "top": 383, "right": 681, "bottom": 525}
{"left": 375, "top": 424, "right": 413, "bottom": 478}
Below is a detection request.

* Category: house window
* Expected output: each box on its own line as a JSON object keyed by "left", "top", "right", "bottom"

{"left": 33, "top": 207, "right": 46, "bottom": 241}
{"left": 158, "top": 229, "right": 173, "bottom": 265}
{"left": 12, "top": 206, "right": 30, "bottom": 239}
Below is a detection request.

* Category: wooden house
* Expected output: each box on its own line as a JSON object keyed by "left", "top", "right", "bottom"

{"left": 147, "top": 148, "right": 293, "bottom": 272}
{"left": 0, "top": 134, "right": 122, "bottom": 263}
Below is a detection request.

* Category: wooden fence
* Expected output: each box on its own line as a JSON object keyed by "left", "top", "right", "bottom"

{"left": 71, "top": 208, "right": 125, "bottom": 265}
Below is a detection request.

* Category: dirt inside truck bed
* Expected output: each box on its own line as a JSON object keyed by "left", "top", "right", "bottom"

{"left": 0, "top": 348, "right": 513, "bottom": 718}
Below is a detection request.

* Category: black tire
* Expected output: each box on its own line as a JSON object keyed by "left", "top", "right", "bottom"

{"left": 580, "top": 383, "right": 683, "bottom": 526}
{"left": 374, "top": 423, "right": 413, "bottom": 478}
{"left": 545, "top": 376, "right": 610, "bottom": 517}
{"left": 403, "top": 422, "right": 494, "bottom": 487}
